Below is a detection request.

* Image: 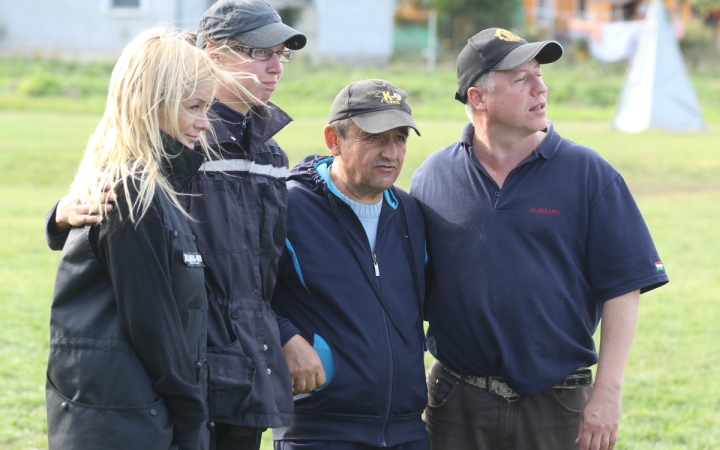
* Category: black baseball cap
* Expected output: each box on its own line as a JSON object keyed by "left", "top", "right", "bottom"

{"left": 197, "top": 0, "right": 307, "bottom": 50}
{"left": 328, "top": 79, "right": 420, "bottom": 136}
{"left": 455, "top": 28, "right": 563, "bottom": 104}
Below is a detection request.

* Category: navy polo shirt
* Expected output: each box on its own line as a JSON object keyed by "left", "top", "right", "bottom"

{"left": 410, "top": 121, "right": 668, "bottom": 396}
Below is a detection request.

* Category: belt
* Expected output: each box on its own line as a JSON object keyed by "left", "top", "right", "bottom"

{"left": 436, "top": 361, "right": 593, "bottom": 400}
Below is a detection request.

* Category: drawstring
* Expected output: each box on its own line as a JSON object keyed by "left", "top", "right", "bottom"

{"left": 204, "top": 359, "right": 215, "bottom": 431}
{"left": 326, "top": 192, "right": 410, "bottom": 346}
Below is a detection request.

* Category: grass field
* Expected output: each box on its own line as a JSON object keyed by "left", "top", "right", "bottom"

{"left": 1, "top": 58, "right": 719, "bottom": 449}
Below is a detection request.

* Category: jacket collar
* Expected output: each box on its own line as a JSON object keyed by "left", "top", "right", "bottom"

{"left": 313, "top": 156, "right": 398, "bottom": 210}
{"left": 160, "top": 132, "right": 205, "bottom": 192}
{"left": 208, "top": 100, "right": 292, "bottom": 151}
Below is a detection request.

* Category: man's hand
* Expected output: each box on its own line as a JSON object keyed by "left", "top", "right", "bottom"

{"left": 576, "top": 385, "right": 621, "bottom": 450}
{"left": 51, "top": 192, "right": 116, "bottom": 234}
{"left": 282, "top": 334, "right": 326, "bottom": 394}
{"left": 576, "top": 289, "right": 639, "bottom": 450}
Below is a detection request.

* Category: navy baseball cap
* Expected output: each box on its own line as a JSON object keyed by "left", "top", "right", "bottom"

{"left": 328, "top": 79, "right": 420, "bottom": 136}
{"left": 455, "top": 28, "right": 563, "bottom": 104}
{"left": 197, "top": 0, "right": 306, "bottom": 50}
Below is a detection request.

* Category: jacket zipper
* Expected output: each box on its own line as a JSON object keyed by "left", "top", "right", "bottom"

{"left": 373, "top": 228, "right": 392, "bottom": 447}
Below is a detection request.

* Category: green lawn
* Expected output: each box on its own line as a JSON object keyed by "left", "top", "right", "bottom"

{"left": 1, "top": 104, "right": 719, "bottom": 449}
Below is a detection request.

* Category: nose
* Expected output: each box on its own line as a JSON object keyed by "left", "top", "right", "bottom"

{"left": 266, "top": 53, "right": 283, "bottom": 75}
{"left": 196, "top": 111, "right": 211, "bottom": 132}
{"left": 532, "top": 73, "right": 547, "bottom": 96}
{"left": 380, "top": 140, "right": 400, "bottom": 160}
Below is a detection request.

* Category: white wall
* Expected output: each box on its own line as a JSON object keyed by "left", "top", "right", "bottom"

{"left": 312, "top": 0, "right": 394, "bottom": 64}
{"left": 0, "top": 0, "right": 211, "bottom": 58}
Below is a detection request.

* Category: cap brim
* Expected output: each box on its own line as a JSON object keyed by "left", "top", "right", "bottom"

{"left": 350, "top": 109, "right": 421, "bottom": 136}
{"left": 233, "top": 21, "right": 307, "bottom": 50}
{"left": 492, "top": 41, "right": 563, "bottom": 71}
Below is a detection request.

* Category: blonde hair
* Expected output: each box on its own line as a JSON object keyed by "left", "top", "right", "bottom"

{"left": 71, "top": 27, "right": 218, "bottom": 224}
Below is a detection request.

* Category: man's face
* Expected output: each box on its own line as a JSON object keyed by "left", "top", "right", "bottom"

{"left": 221, "top": 42, "right": 285, "bottom": 105}
{"left": 328, "top": 123, "right": 408, "bottom": 203}
{"left": 482, "top": 59, "right": 547, "bottom": 136}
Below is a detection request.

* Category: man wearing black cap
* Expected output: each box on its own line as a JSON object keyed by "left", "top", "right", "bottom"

{"left": 410, "top": 29, "right": 668, "bottom": 450}
{"left": 270, "top": 79, "right": 430, "bottom": 450}
{"left": 45, "top": 1, "right": 307, "bottom": 449}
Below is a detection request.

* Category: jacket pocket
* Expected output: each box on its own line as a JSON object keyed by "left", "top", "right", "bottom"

{"left": 206, "top": 341, "right": 256, "bottom": 421}
{"left": 46, "top": 375, "right": 173, "bottom": 450}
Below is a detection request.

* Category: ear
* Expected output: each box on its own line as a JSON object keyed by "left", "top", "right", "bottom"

{"left": 467, "top": 87, "right": 488, "bottom": 112}
{"left": 324, "top": 125, "right": 341, "bottom": 156}
{"left": 206, "top": 43, "right": 223, "bottom": 65}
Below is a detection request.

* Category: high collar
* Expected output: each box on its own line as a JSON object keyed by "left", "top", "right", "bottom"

{"left": 160, "top": 132, "right": 205, "bottom": 192}
{"left": 287, "top": 155, "right": 399, "bottom": 210}
{"left": 460, "top": 120, "right": 561, "bottom": 160}
{"left": 208, "top": 100, "right": 292, "bottom": 152}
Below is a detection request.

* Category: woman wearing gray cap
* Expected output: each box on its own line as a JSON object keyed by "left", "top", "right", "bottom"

{"left": 45, "top": 1, "right": 306, "bottom": 449}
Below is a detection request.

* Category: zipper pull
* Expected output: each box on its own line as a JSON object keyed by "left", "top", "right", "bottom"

{"left": 372, "top": 253, "right": 380, "bottom": 277}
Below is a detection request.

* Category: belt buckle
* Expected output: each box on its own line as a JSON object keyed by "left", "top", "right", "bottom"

{"left": 487, "top": 376, "right": 519, "bottom": 400}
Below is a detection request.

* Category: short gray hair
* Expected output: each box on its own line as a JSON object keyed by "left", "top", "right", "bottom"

{"left": 330, "top": 117, "right": 355, "bottom": 139}
{"left": 465, "top": 71, "right": 496, "bottom": 121}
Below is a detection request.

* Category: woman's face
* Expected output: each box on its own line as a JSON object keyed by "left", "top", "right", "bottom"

{"left": 160, "top": 80, "right": 214, "bottom": 148}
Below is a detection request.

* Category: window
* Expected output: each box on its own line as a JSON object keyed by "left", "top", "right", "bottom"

{"left": 112, "top": 0, "right": 140, "bottom": 7}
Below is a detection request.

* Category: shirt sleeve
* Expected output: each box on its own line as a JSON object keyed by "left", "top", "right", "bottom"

{"left": 96, "top": 199, "right": 205, "bottom": 450}
{"left": 46, "top": 201, "right": 70, "bottom": 251}
{"left": 586, "top": 175, "right": 669, "bottom": 302}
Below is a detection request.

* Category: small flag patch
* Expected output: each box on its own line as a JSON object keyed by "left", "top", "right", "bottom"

{"left": 654, "top": 261, "right": 664, "bottom": 271}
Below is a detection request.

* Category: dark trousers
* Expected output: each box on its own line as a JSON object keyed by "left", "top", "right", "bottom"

{"left": 274, "top": 437, "right": 430, "bottom": 450}
{"left": 210, "top": 424, "right": 264, "bottom": 450}
{"left": 424, "top": 361, "right": 592, "bottom": 450}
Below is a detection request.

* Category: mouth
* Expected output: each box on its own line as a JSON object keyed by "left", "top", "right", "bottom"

{"left": 530, "top": 102, "right": 546, "bottom": 112}
{"left": 261, "top": 81, "right": 277, "bottom": 89}
{"left": 185, "top": 135, "right": 199, "bottom": 144}
{"left": 375, "top": 164, "right": 398, "bottom": 172}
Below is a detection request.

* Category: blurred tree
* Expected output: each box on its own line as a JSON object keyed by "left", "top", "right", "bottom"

{"left": 428, "top": 0, "right": 517, "bottom": 50}
{"left": 688, "top": 0, "right": 720, "bottom": 14}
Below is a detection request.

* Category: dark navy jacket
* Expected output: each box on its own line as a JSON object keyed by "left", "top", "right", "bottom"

{"left": 46, "top": 102, "right": 294, "bottom": 429}
{"left": 271, "top": 156, "right": 429, "bottom": 447}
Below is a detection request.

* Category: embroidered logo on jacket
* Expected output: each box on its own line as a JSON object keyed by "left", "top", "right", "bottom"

{"left": 654, "top": 261, "right": 665, "bottom": 271}
{"left": 183, "top": 252, "right": 205, "bottom": 267}
{"left": 529, "top": 207, "right": 561, "bottom": 215}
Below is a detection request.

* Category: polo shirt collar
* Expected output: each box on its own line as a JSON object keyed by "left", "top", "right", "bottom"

{"left": 459, "top": 120, "right": 561, "bottom": 160}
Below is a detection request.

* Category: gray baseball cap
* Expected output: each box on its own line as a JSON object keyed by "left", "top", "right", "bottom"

{"left": 328, "top": 79, "right": 420, "bottom": 136}
{"left": 455, "top": 28, "right": 563, "bottom": 104}
{"left": 197, "top": 0, "right": 307, "bottom": 50}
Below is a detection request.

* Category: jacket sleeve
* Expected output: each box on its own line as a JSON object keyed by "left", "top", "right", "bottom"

{"left": 46, "top": 201, "right": 70, "bottom": 251}
{"left": 96, "top": 200, "right": 205, "bottom": 450}
{"left": 273, "top": 247, "right": 302, "bottom": 346}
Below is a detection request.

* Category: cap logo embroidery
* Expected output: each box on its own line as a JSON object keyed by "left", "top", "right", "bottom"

{"left": 495, "top": 29, "right": 522, "bottom": 42}
{"left": 367, "top": 90, "right": 402, "bottom": 105}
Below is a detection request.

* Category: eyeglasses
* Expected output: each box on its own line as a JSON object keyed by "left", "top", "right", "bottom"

{"left": 230, "top": 45, "right": 294, "bottom": 63}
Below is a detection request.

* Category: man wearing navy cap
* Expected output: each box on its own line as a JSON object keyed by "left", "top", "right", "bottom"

{"left": 410, "top": 28, "right": 669, "bottom": 450}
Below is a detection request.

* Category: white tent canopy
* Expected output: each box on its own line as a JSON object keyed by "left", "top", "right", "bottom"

{"left": 612, "top": 0, "right": 705, "bottom": 133}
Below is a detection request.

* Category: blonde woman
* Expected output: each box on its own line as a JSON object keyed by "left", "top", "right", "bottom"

{"left": 47, "top": 28, "right": 216, "bottom": 450}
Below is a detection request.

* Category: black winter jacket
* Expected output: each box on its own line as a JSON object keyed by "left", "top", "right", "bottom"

{"left": 271, "top": 156, "right": 429, "bottom": 447}
{"left": 46, "top": 102, "right": 295, "bottom": 429}
{"left": 47, "top": 138, "right": 209, "bottom": 450}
